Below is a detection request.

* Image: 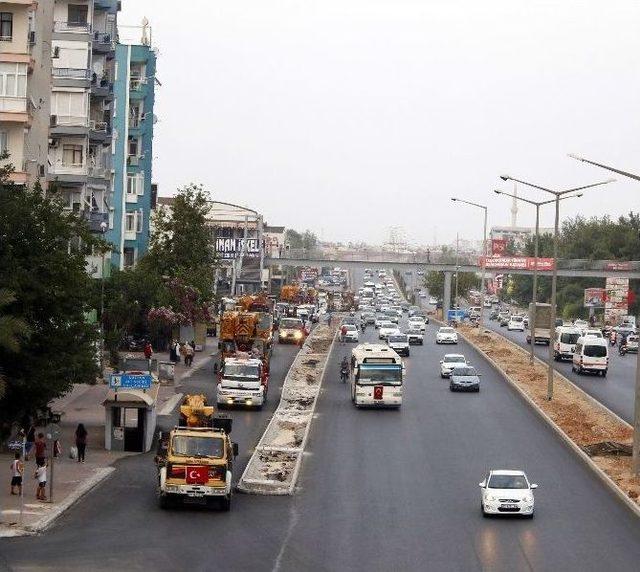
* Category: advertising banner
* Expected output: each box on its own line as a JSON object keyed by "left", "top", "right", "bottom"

{"left": 299, "top": 267, "right": 319, "bottom": 282}
{"left": 215, "top": 237, "right": 261, "bottom": 259}
{"left": 479, "top": 256, "right": 555, "bottom": 271}
{"left": 491, "top": 239, "right": 508, "bottom": 255}
{"left": 604, "top": 277, "right": 629, "bottom": 324}
{"left": 583, "top": 288, "right": 606, "bottom": 308}
{"left": 604, "top": 261, "right": 632, "bottom": 271}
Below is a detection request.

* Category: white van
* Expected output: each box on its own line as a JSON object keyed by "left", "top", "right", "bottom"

{"left": 554, "top": 326, "right": 580, "bottom": 361}
{"left": 572, "top": 336, "right": 608, "bottom": 377}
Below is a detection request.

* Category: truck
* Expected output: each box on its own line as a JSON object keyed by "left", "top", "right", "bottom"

{"left": 217, "top": 354, "right": 267, "bottom": 408}
{"left": 526, "top": 302, "right": 553, "bottom": 345}
{"left": 156, "top": 394, "right": 237, "bottom": 510}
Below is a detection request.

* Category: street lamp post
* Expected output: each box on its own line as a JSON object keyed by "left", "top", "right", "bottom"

{"left": 451, "top": 198, "right": 488, "bottom": 329}
{"left": 499, "top": 175, "right": 615, "bottom": 399}
{"left": 494, "top": 190, "right": 583, "bottom": 364}
{"left": 569, "top": 153, "right": 640, "bottom": 475}
{"left": 99, "top": 221, "right": 108, "bottom": 380}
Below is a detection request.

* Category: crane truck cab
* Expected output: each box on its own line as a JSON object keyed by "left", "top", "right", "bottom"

{"left": 156, "top": 395, "right": 237, "bottom": 510}
{"left": 217, "top": 355, "right": 267, "bottom": 409}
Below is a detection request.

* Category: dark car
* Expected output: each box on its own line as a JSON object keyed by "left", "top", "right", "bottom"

{"left": 450, "top": 366, "right": 480, "bottom": 392}
{"left": 489, "top": 310, "right": 499, "bottom": 321}
{"left": 499, "top": 315, "right": 510, "bottom": 327}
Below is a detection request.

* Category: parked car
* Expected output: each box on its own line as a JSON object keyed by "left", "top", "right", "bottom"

{"left": 440, "top": 354, "right": 467, "bottom": 378}
{"left": 436, "top": 327, "right": 458, "bottom": 344}
{"left": 479, "top": 470, "right": 537, "bottom": 518}
{"left": 449, "top": 366, "right": 480, "bottom": 392}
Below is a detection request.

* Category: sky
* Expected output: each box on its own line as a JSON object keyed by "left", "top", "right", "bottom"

{"left": 119, "top": 0, "right": 640, "bottom": 246}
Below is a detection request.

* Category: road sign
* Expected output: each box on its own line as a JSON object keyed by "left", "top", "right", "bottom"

{"left": 447, "top": 309, "right": 468, "bottom": 322}
{"left": 109, "top": 373, "right": 152, "bottom": 389}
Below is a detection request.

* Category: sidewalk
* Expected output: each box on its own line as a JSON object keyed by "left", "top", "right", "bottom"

{"left": 0, "top": 345, "right": 217, "bottom": 537}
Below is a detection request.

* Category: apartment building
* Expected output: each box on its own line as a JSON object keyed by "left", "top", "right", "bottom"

{"left": 48, "top": 0, "right": 118, "bottom": 275}
{"left": 107, "top": 24, "right": 156, "bottom": 269}
{"left": 0, "top": 0, "right": 52, "bottom": 184}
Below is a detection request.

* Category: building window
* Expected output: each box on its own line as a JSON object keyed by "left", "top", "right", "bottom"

{"left": 68, "top": 4, "right": 88, "bottom": 26}
{"left": 0, "top": 13, "right": 12, "bottom": 41}
{"left": 0, "top": 63, "right": 27, "bottom": 97}
{"left": 62, "top": 144, "right": 83, "bottom": 166}
{"left": 123, "top": 247, "right": 135, "bottom": 268}
{"left": 127, "top": 137, "right": 139, "bottom": 157}
{"left": 136, "top": 210, "right": 143, "bottom": 233}
{"left": 125, "top": 212, "right": 136, "bottom": 232}
{"left": 126, "top": 174, "right": 138, "bottom": 196}
{"left": 0, "top": 131, "right": 7, "bottom": 154}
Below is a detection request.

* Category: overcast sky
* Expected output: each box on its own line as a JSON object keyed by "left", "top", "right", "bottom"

{"left": 120, "top": 0, "right": 640, "bottom": 246}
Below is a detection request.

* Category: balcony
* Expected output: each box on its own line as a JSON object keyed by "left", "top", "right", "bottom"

{"left": 129, "top": 78, "right": 147, "bottom": 97}
{"left": 83, "top": 210, "right": 109, "bottom": 233}
{"left": 90, "top": 73, "right": 113, "bottom": 97}
{"left": 89, "top": 120, "right": 111, "bottom": 143}
{"left": 92, "top": 31, "right": 114, "bottom": 54}
{"left": 0, "top": 96, "right": 28, "bottom": 123}
{"left": 53, "top": 21, "right": 92, "bottom": 34}
{"left": 53, "top": 67, "right": 92, "bottom": 80}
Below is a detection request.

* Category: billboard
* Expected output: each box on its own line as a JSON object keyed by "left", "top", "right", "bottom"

{"left": 479, "top": 256, "right": 555, "bottom": 271}
{"left": 604, "top": 277, "right": 629, "bottom": 324}
{"left": 491, "top": 239, "right": 507, "bottom": 255}
{"left": 215, "top": 237, "right": 261, "bottom": 259}
{"left": 299, "top": 267, "right": 319, "bottom": 282}
{"left": 583, "top": 288, "right": 606, "bottom": 308}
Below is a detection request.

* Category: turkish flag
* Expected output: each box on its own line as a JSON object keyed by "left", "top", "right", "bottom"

{"left": 186, "top": 466, "right": 209, "bottom": 485}
{"left": 373, "top": 386, "right": 384, "bottom": 400}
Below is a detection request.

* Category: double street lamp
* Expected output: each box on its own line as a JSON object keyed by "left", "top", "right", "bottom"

{"left": 451, "top": 198, "right": 488, "bottom": 329}
{"left": 498, "top": 175, "right": 615, "bottom": 399}
{"left": 494, "top": 190, "right": 583, "bottom": 365}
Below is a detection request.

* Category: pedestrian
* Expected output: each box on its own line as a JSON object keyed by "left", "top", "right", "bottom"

{"left": 10, "top": 452, "right": 23, "bottom": 495}
{"left": 34, "top": 460, "right": 47, "bottom": 501}
{"left": 34, "top": 432, "right": 47, "bottom": 467}
{"left": 184, "top": 343, "right": 195, "bottom": 367}
{"left": 25, "top": 423, "right": 35, "bottom": 461}
{"left": 179, "top": 342, "right": 188, "bottom": 365}
{"left": 175, "top": 340, "right": 182, "bottom": 363}
{"left": 143, "top": 341, "right": 153, "bottom": 360}
{"left": 75, "top": 423, "right": 88, "bottom": 463}
{"left": 340, "top": 324, "right": 347, "bottom": 343}
{"left": 189, "top": 340, "right": 196, "bottom": 351}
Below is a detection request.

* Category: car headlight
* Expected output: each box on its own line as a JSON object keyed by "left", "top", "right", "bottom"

{"left": 524, "top": 495, "right": 533, "bottom": 503}
{"left": 294, "top": 331, "right": 302, "bottom": 339}
{"left": 486, "top": 495, "right": 496, "bottom": 502}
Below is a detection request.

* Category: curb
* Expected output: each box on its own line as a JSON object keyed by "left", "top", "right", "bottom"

{"left": 455, "top": 327, "right": 640, "bottom": 520}
{"left": 237, "top": 325, "right": 337, "bottom": 495}
{"left": 0, "top": 467, "right": 115, "bottom": 537}
{"left": 158, "top": 392, "right": 184, "bottom": 416}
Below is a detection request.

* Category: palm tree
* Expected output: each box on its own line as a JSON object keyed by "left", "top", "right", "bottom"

{"left": 0, "top": 289, "right": 29, "bottom": 399}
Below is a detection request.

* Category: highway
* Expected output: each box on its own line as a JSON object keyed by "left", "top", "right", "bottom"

{"left": 2, "top": 272, "right": 640, "bottom": 571}
{"left": 483, "top": 316, "right": 636, "bottom": 423}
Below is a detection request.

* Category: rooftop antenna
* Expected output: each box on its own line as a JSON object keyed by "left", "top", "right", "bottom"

{"left": 510, "top": 181, "right": 518, "bottom": 227}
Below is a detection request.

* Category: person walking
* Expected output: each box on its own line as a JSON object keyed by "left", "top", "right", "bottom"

{"left": 75, "top": 423, "right": 88, "bottom": 463}
{"left": 10, "top": 452, "right": 23, "bottom": 495}
{"left": 143, "top": 341, "right": 153, "bottom": 360}
{"left": 34, "top": 461, "right": 47, "bottom": 501}
{"left": 184, "top": 343, "right": 195, "bottom": 367}
{"left": 340, "top": 324, "right": 347, "bottom": 343}
{"left": 175, "top": 340, "right": 182, "bottom": 363}
{"left": 169, "top": 339, "right": 177, "bottom": 362}
{"left": 34, "top": 433, "right": 47, "bottom": 467}
{"left": 25, "top": 424, "right": 35, "bottom": 461}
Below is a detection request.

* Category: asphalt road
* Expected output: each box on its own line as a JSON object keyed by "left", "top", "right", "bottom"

{"left": 483, "top": 316, "right": 636, "bottom": 423}
{"left": 2, "top": 274, "right": 640, "bottom": 571}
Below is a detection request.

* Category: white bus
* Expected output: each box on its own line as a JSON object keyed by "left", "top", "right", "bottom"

{"left": 350, "top": 343, "right": 404, "bottom": 408}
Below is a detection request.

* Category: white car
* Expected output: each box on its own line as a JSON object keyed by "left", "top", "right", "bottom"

{"left": 429, "top": 296, "right": 438, "bottom": 305}
{"left": 440, "top": 354, "right": 467, "bottom": 378}
{"left": 342, "top": 324, "right": 359, "bottom": 343}
{"left": 479, "top": 470, "right": 537, "bottom": 518}
{"left": 573, "top": 319, "right": 588, "bottom": 334}
{"left": 507, "top": 316, "right": 525, "bottom": 331}
{"left": 379, "top": 323, "right": 400, "bottom": 340}
{"left": 436, "top": 327, "right": 458, "bottom": 344}
{"left": 374, "top": 315, "right": 388, "bottom": 329}
{"left": 583, "top": 329, "right": 603, "bottom": 339}
{"left": 408, "top": 317, "right": 427, "bottom": 332}
{"left": 387, "top": 333, "right": 410, "bottom": 356}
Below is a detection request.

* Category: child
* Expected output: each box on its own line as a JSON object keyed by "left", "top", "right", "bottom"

{"left": 35, "top": 461, "right": 47, "bottom": 501}
{"left": 10, "top": 452, "right": 23, "bottom": 495}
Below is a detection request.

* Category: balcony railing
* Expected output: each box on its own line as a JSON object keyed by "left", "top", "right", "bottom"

{"left": 54, "top": 21, "right": 92, "bottom": 33}
{"left": 0, "top": 96, "right": 27, "bottom": 113}
{"left": 84, "top": 210, "right": 109, "bottom": 233}
{"left": 53, "top": 67, "right": 92, "bottom": 80}
{"left": 89, "top": 120, "right": 108, "bottom": 132}
{"left": 50, "top": 163, "right": 87, "bottom": 176}
{"left": 53, "top": 115, "right": 88, "bottom": 127}
{"left": 93, "top": 31, "right": 112, "bottom": 44}
{"left": 129, "top": 78, "right": 146, "bottom": 91}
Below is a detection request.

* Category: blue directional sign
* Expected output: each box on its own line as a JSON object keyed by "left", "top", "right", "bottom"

{"left": 447, "top": 309, "right": 468, "bottom": 322}
{"left": 109, "top": 373, "right": 152, "bottom": 389}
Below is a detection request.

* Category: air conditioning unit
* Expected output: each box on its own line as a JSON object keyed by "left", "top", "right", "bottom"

{"left": 50, "top": 115, "right": 58, "bottom": 126}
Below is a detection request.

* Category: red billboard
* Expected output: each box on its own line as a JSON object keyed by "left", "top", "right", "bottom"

{"left": 479, "top": 256, "right": 555, "bottom": 271}
{"left": 491, "top": 239, "right": 507, "bottom": 255}
{"left": 604, "top": 261, "right": 632, "bottom": 271}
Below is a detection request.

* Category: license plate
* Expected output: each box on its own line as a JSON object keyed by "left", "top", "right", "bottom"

{"left": 502, "top": 503, "right": 518, "bottom": 509}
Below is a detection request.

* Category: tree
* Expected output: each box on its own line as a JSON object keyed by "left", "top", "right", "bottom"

{"left": 285, "top": 228, "right": 318, "bottom": 250}
{"left": 0, "top": 174, "right": 103, "bottom": 422}
{"left": 0, "top": 289, "right": 29, "bottom": 400}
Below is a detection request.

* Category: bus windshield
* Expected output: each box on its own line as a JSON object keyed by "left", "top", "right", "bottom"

{"left": 357, "top": 364, "right": 402, "bottom": 386}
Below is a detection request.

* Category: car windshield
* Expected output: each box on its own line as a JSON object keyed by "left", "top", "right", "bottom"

{"left": 584, "top": 344, "right": 607, "bottom": 357}
{"left": 344, "top": 325, "right": 357, "bottom": 331}
{"left": 560, "top": 333, "right": 580, "bottom": 344}
{"left": 388, "top": 335, "right": 407, "bottom": 343}
{"left": 511, "top": 317, "right": 523, "bottom": 322}
{"left": 452, "top": 367, "right": 477, "bottom": 376}
{"left": 280, "top": 319, "right": 302, "bottom": 329}
{"left": 488, "top": 474, "right": 528, "bottom": 489}
{"left": 406, "top": 329, "right": 421, "bottom": 335}
{"left": 171, "top": 436, "right": 224, "bottom": 459}
{"left": 224, "top": 363, "right": 259, "bottom": 378}
{"left": 440, "top": 328, "right": 454, "bottom": 334}
{"left": 357, "top": 364, "right": 402, "bottom": 385}
{"left": 443, "top": 355, "right": 465, "bottom": 363}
